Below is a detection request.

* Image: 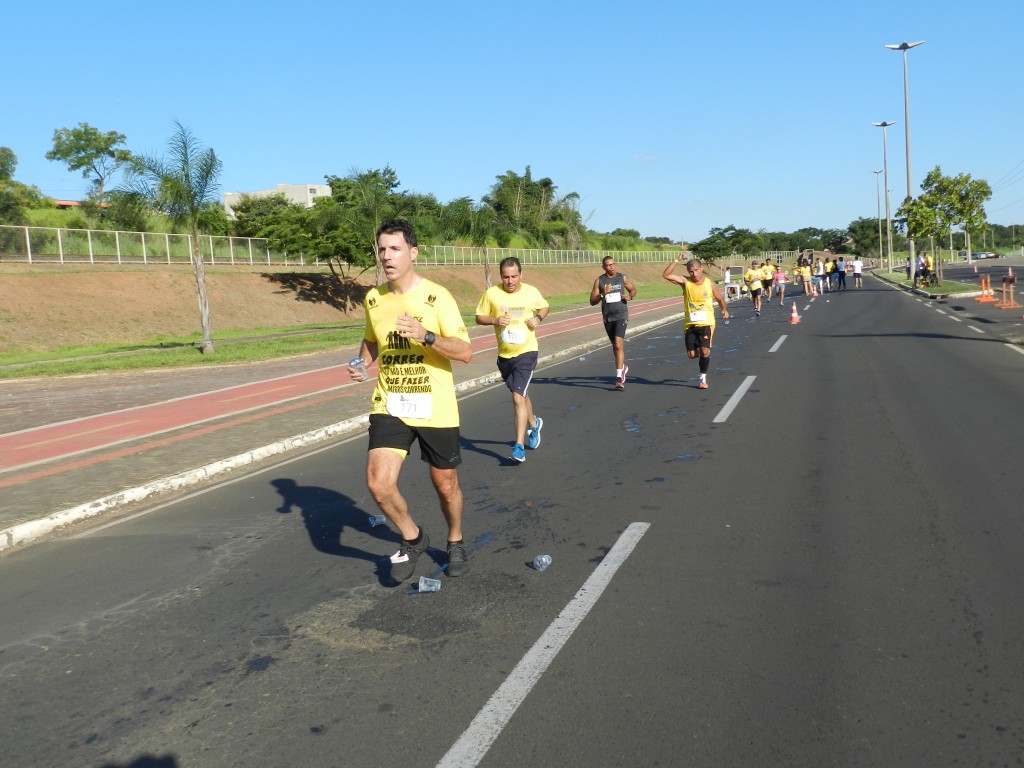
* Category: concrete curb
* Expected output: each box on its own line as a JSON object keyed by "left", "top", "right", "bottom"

{"left": 0, "top": 314, "right": 682, "bottom": 553}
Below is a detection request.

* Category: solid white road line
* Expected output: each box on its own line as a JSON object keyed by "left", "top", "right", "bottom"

{"left": 436, "top": 522, "right": 651, "bottom": 768}
{"left": 1006, "top": 344, "right": 1024, "bottom": 357}
{"left": 769, "top": 335, "right": 787, "bottom": 353}
{"left": 713, "top": 375, "right": 756, "bottom": 423}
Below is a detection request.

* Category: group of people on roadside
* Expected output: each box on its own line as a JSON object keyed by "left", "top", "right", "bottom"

{"left": 911, "top": 252, "right": 934, "bottom": 287}
{"left": 790, "top": 251, "right": 865, "bottom": 294}
{"left": 345, "top": 221, "right": 732, "bottom": 584}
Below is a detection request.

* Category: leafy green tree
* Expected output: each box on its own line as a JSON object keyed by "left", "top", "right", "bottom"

{"left": 104, "top": 191, "right": 151, "bottom": 232}
{"left": 0, "top": 147, "right": 16, "bottom": 181}
{"left": 482, "top": 166, "right": 584, "bottom": 249}
{"left": 611, "top": 228, "right": 641, "bottom": 239}
{"left": 898, "top": 166, "right": 992, "bottom": 268}
{"left": 820, "top": 228, "right": 850, "bottom": 253}
{"left": 847, "top": 217, "right": 883, "bottom": 258}
{"left": 231, "top": 193, "right": 303, "bottom": 237}
{"left": 46, "top": 122, "right": 133, "bottom": 203}
{"left": 326, "top": 166, "right": 405, "bottom": 282}
{"left": 124, "top": 121, "right": 222, "bottom": 354}
{"left": 0, "top": 147, "right": 46, "bottom": 225}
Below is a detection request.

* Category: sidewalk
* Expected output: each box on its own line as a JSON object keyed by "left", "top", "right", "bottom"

{"left": 0, "top": 299, "right": 685, "bottom": 552}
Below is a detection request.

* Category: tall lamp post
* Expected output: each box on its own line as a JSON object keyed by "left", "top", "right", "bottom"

{"left": 886, "top": 40, "right": 925, "bottom": 271}
{"left": 873, "top": 121, "right": 896, "bottom": 273}
{"left": 873, "top": 170, "right": 884, "bottom": 266}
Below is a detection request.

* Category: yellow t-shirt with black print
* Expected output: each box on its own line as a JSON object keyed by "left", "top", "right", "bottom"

{"left": 683, "top": 279, "right": 718, "bottom": 329}
{"left": 364, "top": 278, "right": 469, "bottom": 428}
{"left": 475, "top": 283, "right": 549, "bottom": 358}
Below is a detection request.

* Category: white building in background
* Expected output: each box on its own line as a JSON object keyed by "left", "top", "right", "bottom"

{"left": 223, "top": 183, "right": 331, "bottom": 218}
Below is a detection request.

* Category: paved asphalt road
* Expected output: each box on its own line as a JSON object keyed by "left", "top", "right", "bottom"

{"left": 1, "top": 271, "right": 1023, "bottom": 767}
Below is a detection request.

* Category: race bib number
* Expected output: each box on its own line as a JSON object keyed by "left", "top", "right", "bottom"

{"left": 386, "top": 393, "right": 433, "bottom": 420}
{"left": 501, "top": 326, "right": 527, "bottom": 345}
{"left": 689, "top": 310, "right": 708, "bottom": 324}
{"left": 604, "top": 291, "right": 622, "bottom": 303}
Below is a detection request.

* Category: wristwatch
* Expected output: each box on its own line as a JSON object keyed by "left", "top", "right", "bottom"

{"left": 423, "top": 331, "right": 436, "bottom": 346}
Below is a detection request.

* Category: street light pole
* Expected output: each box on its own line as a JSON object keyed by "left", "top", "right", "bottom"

{"left": 873, "top": 121, "right": 897, "bottom": 274}
{"left": 886, "top": 41, "right": 925, "bottom": 273}
{"left": 873, "top": 170, "right": 884, "bottom": 266}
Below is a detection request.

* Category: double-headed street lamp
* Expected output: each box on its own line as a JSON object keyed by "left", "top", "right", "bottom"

{"left": 873, "top": 121, "right": 896, "bottom": 273}
{"left": 886, "top": 40, "right": 925, "bottom": 268}
{"left": 873, "top": 170, "right": 884, "bottom": 265}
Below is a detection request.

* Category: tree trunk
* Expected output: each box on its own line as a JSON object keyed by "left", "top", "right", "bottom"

{"left": 191, "top": 231, "right": 215, "bottom": 354}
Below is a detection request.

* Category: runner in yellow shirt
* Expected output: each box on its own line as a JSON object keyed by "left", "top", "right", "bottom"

{"left": 663, "top": 254, "right": 730, "bottom": 389}
{"left": 761, "top": 261, "right": 776, "bottom": 303}
{"left": 743, "top": 261, "right": 764, "bottom": 316}
{"left": 475, "top": 257, "right": 549, "bottom": 463}
{"left": 348, "top": 219, "right": 473, "bottom": 582}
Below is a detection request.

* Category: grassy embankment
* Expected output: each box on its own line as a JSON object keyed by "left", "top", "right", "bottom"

{"left": 0, "top": 263, "right": 686, "bottom": 378}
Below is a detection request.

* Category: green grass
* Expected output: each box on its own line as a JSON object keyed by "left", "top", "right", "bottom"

{"left": 877, "top": 271, "right": 982, "bottom": 294}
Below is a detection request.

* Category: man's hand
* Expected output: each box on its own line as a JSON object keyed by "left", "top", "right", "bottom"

{"left": 396, "top": 312, "right": 427, "bottom": 343}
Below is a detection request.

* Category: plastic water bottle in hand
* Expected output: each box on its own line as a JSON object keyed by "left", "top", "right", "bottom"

{"left": 349, "top": 357, "right": 367, "bottom": 380}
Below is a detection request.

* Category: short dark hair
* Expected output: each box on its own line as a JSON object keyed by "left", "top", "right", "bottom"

{"left": 602, "top": 256, "right": 615, "bottom": 266}
{"left": 499, "top": 256, "right": 522, "bottom": 273}
{"left": 376, "top": 219, "right": 417, "bottom": 247}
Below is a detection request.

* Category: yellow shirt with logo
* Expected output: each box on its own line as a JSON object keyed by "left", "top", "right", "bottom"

{"left": 744, "top": 268, "right": 762, "bottom": 288}
{"left": 364, "top": 278, "right": 469, "bottom": 428}
{"left": 475, "top": 283, "right": 549, "bottom": 359}
{"left": 683, "top": 278, "right": 718, "bottom": 329}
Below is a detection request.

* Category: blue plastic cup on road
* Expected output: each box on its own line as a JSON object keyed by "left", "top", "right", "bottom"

{"left": 533, "top": 554, "right": 552, "bottom": 572}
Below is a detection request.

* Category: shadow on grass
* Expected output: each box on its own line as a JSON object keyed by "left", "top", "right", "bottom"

{"left": 262, "top": 272, "right": 370, "bottom": 313}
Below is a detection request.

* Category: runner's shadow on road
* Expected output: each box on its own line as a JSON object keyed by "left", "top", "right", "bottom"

{"left": 460, "top": 435, "right": 520, "bottom": 465}
{"left": 538, "top": 375, "right": 693, "bottom": 390}
{"left": 534, "top": 375, "right": 617, "bottom": 390}
{"left": 270, "top": 478, "right": 399, "bottom": 564}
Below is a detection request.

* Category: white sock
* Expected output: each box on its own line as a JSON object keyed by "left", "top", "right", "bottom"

{"left": 616, "top": 368, "right": 623, "bottom": 378}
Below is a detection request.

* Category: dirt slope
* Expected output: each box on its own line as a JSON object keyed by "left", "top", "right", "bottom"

{"left": 0, "top": 261, "right": 688, "bottom": 353}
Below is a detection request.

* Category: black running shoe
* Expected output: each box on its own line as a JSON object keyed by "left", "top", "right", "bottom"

{"left": 389, "top": 529, "right": 430, "bottom": 582}
{"left": 446, "top": 540, "right": 469, "bottom": 577}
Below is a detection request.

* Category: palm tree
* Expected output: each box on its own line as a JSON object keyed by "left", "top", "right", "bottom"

{"left": 126, "top": 121, "right": 222, "bottom": 354}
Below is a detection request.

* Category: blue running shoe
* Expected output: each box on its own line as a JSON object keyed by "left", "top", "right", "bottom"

{"left": 511, "top": 443, "right": 526, "bottom": 463}
{"left": 526, "top": 416, "right": 543, "bottom": 450}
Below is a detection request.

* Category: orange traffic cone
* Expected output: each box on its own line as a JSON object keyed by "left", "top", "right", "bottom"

{"left": 789, "top": 301, "right": 800, "bottom": 324}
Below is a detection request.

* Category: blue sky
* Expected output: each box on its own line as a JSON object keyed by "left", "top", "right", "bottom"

{"left": 7, "top": 0, "right": 1023, "bottom": 242}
